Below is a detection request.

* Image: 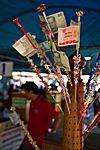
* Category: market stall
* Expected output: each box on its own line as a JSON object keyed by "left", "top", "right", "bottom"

{"left": 0, "top": 1, "right": 100, "bottom": 150}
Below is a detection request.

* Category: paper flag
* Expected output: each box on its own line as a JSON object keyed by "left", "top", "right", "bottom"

{"left": 58, "top": 25, "right": 79, "bottom": 46}
{"left": 12, "top": 33, "right": 39, "bottom": 57}
{"left": 53, "top": 51, "right": 70, "bottom": 70}
{"left": 47, "top": 11, "right": 67, "bottom": 34}
{"left": 39, "top": 41, "right": 51, "bottom": 54}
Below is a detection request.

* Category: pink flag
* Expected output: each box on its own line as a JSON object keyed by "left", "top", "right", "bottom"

{"left": 58, "top": 25, "right": 79, "bottom": 47}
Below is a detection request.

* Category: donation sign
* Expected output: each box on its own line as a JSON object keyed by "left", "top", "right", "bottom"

{"left": 58, "top": 25, "right": 79, "bottom": 46}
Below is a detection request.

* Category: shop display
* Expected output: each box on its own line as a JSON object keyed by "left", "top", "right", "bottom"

{"left": 0, "top": 3, "right": 100, "bottom": 150}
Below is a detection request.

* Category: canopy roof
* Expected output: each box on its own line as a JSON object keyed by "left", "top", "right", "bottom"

{"left": 0, "top": 0, "right": 100, "bottom": 74}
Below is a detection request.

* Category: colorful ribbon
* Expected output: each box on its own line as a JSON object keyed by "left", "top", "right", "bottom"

{"left": 84, "top": 111, "right": 100, "bottom": 133}
{"left": 85, "top": 53, "right": 100, "bottom": 99}
{"left": 80, "top": 54, "right": 100, "bottom": 119}
{"left": 10, "top": 107, "right": 40, "bottom": 150}
{"left": 80, "top": 73, "right": 98, "bottom": 117}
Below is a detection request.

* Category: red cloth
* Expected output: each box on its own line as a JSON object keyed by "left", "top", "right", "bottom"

{"left": 23, "top": 95, "right": 58, "bottom": 147}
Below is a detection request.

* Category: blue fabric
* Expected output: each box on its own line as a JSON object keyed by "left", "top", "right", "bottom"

{"left": 0, "top": 1, "right": 100, "bottom": 47}
{"left": 0, "top": 0, "right": 100, "bottom": 71}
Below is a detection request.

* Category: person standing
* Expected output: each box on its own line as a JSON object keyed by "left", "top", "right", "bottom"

{"left": 19, "top": 81, "right": 63, "bottom": 150}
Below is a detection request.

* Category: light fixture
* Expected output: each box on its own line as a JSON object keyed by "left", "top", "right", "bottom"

{"left": 85, "top": 56, "right": 91, "bottom": 61}
{"left": 0, "top": 75, "right": 2, "bottom": 80}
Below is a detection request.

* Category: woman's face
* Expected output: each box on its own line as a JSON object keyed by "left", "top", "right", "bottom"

{"left": 22, "top": 89, "right": 32, "bottom": 100}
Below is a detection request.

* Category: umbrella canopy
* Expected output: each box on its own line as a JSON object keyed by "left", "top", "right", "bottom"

{"left": 0, "top": 0, "right": 100, "bottom": 74}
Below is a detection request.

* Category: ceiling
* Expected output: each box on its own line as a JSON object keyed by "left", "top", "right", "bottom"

{"left": 0, "top": 0, "right": 100, "bottom": 74}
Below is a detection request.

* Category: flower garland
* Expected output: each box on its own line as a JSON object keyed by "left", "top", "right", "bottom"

{"left": 73, "top": 53, "right": 81, "bottom": 84}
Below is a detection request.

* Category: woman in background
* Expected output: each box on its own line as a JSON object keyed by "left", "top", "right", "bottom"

{"left": 19, "top": 81, "right": 63, "bottom": 150}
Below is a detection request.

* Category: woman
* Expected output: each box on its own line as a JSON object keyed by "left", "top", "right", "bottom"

{"left": 19, "top": 81, "right": 63, "bottom": 150}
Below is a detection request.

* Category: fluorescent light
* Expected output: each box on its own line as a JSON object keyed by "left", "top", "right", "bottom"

{"left": 0, "top": 75, "right": 2, "bottom": 80}
{"left": 85, "top": 56, "right": 91, "bottom": 60}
